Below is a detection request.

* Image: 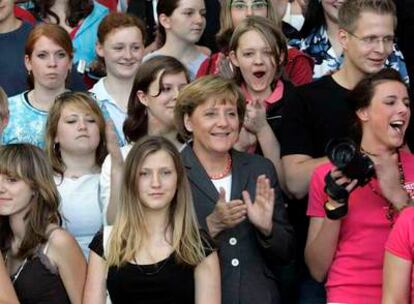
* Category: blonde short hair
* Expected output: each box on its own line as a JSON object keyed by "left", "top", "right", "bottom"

{"left": 174, "top": 75, "right": 246, "bottom": 141}
{"left": 45, "top": 92, "right": 107, "bottom": 176}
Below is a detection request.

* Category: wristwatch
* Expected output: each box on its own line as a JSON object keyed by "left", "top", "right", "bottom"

{"left": 324, "top": 201, "right": 348, "bottom": 220}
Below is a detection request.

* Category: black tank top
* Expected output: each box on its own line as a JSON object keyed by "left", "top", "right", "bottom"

{"left": 11, "top": 228, "right": 71, "bottom": 304}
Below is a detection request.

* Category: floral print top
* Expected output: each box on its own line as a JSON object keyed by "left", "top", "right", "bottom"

{"left": 289, "top": 25, "right": 409, "bottom": 83}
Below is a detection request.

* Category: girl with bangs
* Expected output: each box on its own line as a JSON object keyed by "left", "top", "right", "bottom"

{"left": 0, "top": 144, "right": 86, "bottom": 304}
{"left": 228, "top": 16, "right": 295, "bottom": 190}
{"left": 45, "top": 91, "right": 107, "bottom": 257}
{"left": 196, "top": 0, "right": 313, "bottom": 86}
{"left": 84, "top": 136, "right": 220, "bottom": 304}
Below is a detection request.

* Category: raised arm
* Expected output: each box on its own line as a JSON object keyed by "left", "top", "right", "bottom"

{"left": 104, "top": 122, "right": 125, "bottom": 224}
{"left": 305, "top": 167, "right": 356, "bottom": 282}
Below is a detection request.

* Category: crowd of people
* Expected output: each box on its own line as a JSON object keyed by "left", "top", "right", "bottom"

{"left": 0, "top": 0, "right": 413, "bottom": 303}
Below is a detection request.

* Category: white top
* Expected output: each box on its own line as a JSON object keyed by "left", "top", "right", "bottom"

{"left": 282, "top": 2, "right": 305, "bottom": 32}
{"left": 142, "top": 51, "right": 207, "bottom": 80}
{"left": 55, "top": 174, "right": 103, "bottom": 257}
{"left": 90, "top": 78, "right": 127, "bottom": 146}
{"left": 211, "top": 175, "right": 232, "bottom": 202}
{"left": 100, "top": 144, "right": 133, "bottom": 224}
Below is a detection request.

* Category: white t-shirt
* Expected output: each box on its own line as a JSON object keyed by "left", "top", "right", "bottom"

{"left": 56, "top": 174, "right": 103, "bottom": 257}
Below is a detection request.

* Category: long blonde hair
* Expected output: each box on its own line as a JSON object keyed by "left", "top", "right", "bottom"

{"left": 106, "top": 136, "right": 208, "bottom": 267}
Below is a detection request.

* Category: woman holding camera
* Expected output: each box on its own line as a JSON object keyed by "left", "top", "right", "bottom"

{"left": 304, "top": 68, "right": 414, "bottom": 304}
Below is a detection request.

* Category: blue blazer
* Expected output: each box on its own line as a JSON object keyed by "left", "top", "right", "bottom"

{"left": 181, "top": 145, "right": 295, "bottom": 304}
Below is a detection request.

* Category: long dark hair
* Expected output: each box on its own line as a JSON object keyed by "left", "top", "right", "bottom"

{"left": 299, "top": 0, "right": 325, "bottom": 38}
{"left": 31, "top": 0, "right": 94, "bottom": 27}
{"left": 123, "top": 55, "right": 189, "bottom": 143}
{"left": 156, "top": 0, "right": 181, "bottom": 46}
{"left": 348, "top": 68, "right": 408, "bottom": 143}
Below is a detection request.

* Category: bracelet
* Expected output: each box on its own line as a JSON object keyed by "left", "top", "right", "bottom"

{"left": 324, "top": 201, "right": 348, "bottom": 220}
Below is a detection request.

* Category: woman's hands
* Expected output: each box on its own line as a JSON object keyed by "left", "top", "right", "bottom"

{"left": 375, "top": 152, "right": 410, "bottom": 210}
{"left": 243, "top": 99, "right": 268, "bottom": 135}
{"left": 207, "top": 176, "right": 275, "bottom": 237}
{"left": 326, "top": 167, "right": 358, "bottom": 206}
{"left": 233, "top": 99, "right": 268, "bottom": 152}
{"left": 243, "top": 175, "right": 275, "bottom": 237}
{"left": 206, "top": 188, "right": 247, "bottom": 238}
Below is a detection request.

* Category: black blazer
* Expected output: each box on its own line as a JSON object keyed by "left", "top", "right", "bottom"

{"left": 181, "top": 145, "right": 295, "bottom": 304}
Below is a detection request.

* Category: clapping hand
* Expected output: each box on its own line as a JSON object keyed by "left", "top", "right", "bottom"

{"left": 233, "top": 126, "right": 257, "bottom": 152}
{"left": 206, "top": 188, "right": 247, "bottom": 237}
{"left": 242, "top": 175, "right": 275, "bottom": 237}
{"left": 243, "top": 99, "right": 268, "bottom": 135}
{"left": 216, "top": 53, "right": 234, "bottom": 79}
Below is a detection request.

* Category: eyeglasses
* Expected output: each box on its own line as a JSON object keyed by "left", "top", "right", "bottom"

{"left": 230, "top": 0, "right": 268, "bottom": 10}
{"left": 347, "top": 31, "right": 395, "bottom": 49}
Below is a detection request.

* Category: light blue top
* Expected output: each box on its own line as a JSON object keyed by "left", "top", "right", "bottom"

{"left": 2, "top": 92, "right": 49, "bottom": 148}
{"left": 72, "top": 1, "right": 109, "bottom": 65}
{"left": 2, "top": 91, "right": 116, "bottom": 148}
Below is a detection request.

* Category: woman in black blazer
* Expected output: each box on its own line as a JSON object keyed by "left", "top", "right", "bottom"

{"left": 174, "top": 75, "right": 294, "bottom": 304}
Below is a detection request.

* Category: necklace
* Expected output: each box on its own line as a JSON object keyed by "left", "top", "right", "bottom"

{"left": 360, "top": 146, "right": 379, "bottom": 157}
{"left": 133, "top": 256, "right": 170, "bottom": 276}
{"left": 5, "top": 252, "right": 28, "bottom": 284}
{"left": 207, "top": 154, "right": 232, "bottom": 180}
{"left": 366, "top": 151, "right": 405, "bottom": 224}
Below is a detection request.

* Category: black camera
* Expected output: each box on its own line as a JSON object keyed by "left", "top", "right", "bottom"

{"left": 326, "top": 138, "right": 375, "bottom": 187}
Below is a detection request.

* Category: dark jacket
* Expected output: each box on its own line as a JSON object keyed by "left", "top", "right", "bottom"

{"left": 181, "top": 145, "right": 295, "bottom": 304}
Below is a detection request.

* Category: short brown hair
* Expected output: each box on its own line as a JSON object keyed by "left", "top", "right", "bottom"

{"left": 338, "top": 0, "right": 397, "bottom": 33}
{"left": 97, "top": 12, "right": 146, "bottom": 45}
{"left": 229, "top": 16, "right": 288, "bottom": 84}
{"left": 45, "top": 92, "right": 107, "bottom": 176}
{"left": 174, "top": 75, "right": 246, "bottom": 141}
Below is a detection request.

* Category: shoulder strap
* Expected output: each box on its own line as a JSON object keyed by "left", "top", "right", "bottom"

{"left": 43, "top": 227, "right": 63, "bottom": 255}
{"left": 103, "top": 226, "right": 113, "bottom": 258}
